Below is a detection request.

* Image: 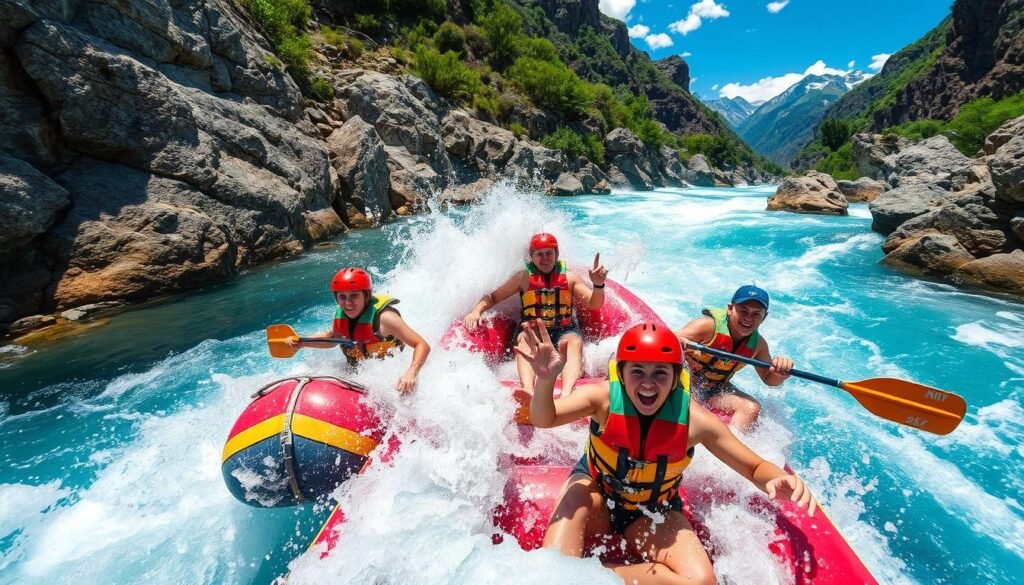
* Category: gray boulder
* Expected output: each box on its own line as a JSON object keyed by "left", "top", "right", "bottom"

{"left": 851, "top": 132, "right": 910, "bottom": 181}
{"left": 328, "top": 116, "right": 391, "bottom": 225}
{"left": 869, "top": 183, "right": 952, "bottom": 235}
{"left": 882, "top": 194, "right": 1012, "bottom": 258}
{"left": 385, "top": 146, "right": 439, "bottom": 213}
{"left": 988, "top": 117, "right": 1024, "bottom": 206}
{"left": 0, "top": 153, "right": 69, "bottom": 252}
{"left": 548, "top": 173, "right": 585, "bottom": 196}
{"left": 682, "top": 154, "right": 715, "bottom": 186}
{"left": 886, "top": 135, "right": 980, "bottom": 190}
{"left": 881, "top": 232, "right": 976, "bottom": 277}
{"left": 837, "top": 177, "right": 885, "bottom": 202}
{"left": 983, "top": 114, "right": 1024, "bottom": 155}
{"left": 767, "top": 171, "right": 848, "bottom": 215}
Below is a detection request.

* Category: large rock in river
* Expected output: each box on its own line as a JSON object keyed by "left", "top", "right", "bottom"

{"left": 767, "top": 171, "right": 848, "bottom": 215}
{"left": 881, "top": 232, "right": 976, "bottom": 277}
{"left": 869, "top": 183, "right": 952, "bottom": 235}
{"left": 837, "top": 177, "right": 885, "bottom": 202}
{"left": 954, "top": 249, "right": 1024, "bottom": 295}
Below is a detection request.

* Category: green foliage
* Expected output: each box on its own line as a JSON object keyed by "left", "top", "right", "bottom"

{"left": 883, "top": 118, "right": 944, "bottom": 141}
{"left": 815, "top": 143, "right": 858, "bottom": 180}
{"left": 480, "top": 4, "right": 523, "bottom": 69}
{"left": 240, "top": 0, "right": 312, "bottom": 78}
{"left": 463, "top": 24, "right": 490, "bottom": 58}
{"left": 390, "top": 46, "right": 412, "bottom": 64}
{"left": 311, "top": 77, "right": 334, "bottom": 101}
{"left": 542, "top": 127, "right": 604, "bottom": 165}
{"left": 508, "top": 122, "right": 527, "bottom": 138}
{"left": 433, "top": 21, "right": 466, "bottom": 56}
{"left": 262, "top": 53, "right": 283, "bottom": 69}
{"left": 513, "top": 37, "right": 559, "bottom": 64}
{"left": 947, "top": 91, "right": 1024, "bottom": 154}
{"left": 507, "top": 57, "right": 592, "bottom": 118}
{"left": 820, "top": 118, "right": 852, "bottom": 151}
{"left": 321, "top": 27, "right": 364, "bottom": 59}
{"left": 413, "top": 46, "right": 481, "bottom": 102}
{"left": 681, "top": 134, "right": 740, "bottom": 168}
{"left": 353, "top": 13, "right": 381, "bottom": 32}
{"left": 574, "top": 26, "right": 629, "bottom": 86}
{"left": 473, "top": 86, "right": 500, "bottom": 117}
{"left": 403, "top": 19, "right": 438, "bottom": 49}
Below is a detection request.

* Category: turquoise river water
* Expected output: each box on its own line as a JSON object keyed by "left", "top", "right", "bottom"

{"left": 1, "top": 184, "right": 1022, "bottom": 584}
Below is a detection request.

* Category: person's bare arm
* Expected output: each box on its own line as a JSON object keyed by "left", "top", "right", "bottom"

{"left": 464, "top": 271, "right": 526, "bottom": 329}
{"left": 752, "top": 338, "right": 793, "bottom": 386}
{"left": 572, "top": 253, "right": 607, "bottom": 309}
{"left": 379, "top": 310, "right": 430, "bottom": 394}
{"left": 674, "top": 316, "right": 715, "bottom": 350}
{"left": 689, "top": 403, "right": 816, "bottom": 515}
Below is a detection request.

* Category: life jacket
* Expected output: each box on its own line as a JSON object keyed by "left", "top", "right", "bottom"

{"left": 586, "top": 359, "right": 693, "bottom": 510}
{"left": 332, "top": 294, "right": 403, "bottom": 364}
{"left": 685, "top": 307, "right": 760, "bottom": 388}
{"left": 520, "top": 260, "right": 573, "bottom": 328}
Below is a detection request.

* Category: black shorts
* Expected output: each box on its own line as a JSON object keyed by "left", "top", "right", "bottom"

{"left": 570, "top": 455, "right": 684, "bottom": 535}
{"left": 691, "top": 379, "right": 739, "bottom": 403}
{"left": 515, "top": 319, "right": 582, "bottom": 346}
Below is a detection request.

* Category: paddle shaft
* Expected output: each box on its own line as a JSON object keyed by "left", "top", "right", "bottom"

{"left": 686, "top": 342, "right": 840, "bottom": 387}
{"left": 296, "top": 336, "right": 357, "bottom": 348}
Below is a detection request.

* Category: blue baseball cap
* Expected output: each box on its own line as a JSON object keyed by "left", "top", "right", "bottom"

{"left": 731, "top": 285, "right": 769, "bottom": 309}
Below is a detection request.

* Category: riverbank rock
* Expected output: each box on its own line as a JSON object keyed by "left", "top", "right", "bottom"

{"left": 682, "top": 154, "right": 715, "bottom": 187}
{"left": 988, "top": 115, "right": 1024, "bottom": 206}
{"left": 954, "top": 249, "right": 1024, "bottom": 295}
{"left": 328, "top": 116, "right": 391, "bottom": 225}
{"left": 767, "top": 172, "right": 849, "bottom": 215}
{"left": 881, "top": 232, "right": 975, "bottom": 277}
{"left": 837, "top": 177, "right": 885, "bottom": 202}
{"left": 548, "top": 173, "right": 585, "bottom": 196}
{"left": 869, "top": 184, "right": 951, "bottom": 235}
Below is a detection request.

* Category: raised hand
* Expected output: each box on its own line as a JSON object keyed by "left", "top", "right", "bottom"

{"left": 514, "top": 319, "right": 565, "bottom": 381}
{"left": 589, "top": 252, "right": 608, "bottom": 286}
{"left": 464, "top": 311, "right": 481, "bottom": 330}
{"left": 766, "top": 475, "right": 817, "bottom": 517}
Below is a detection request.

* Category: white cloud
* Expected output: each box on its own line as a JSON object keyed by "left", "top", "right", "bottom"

{"left": 669, "top": 1, "right": 730, "bottom": 36}
{"left": 598, "top": 0, "right": 637, "bottom": 21}
{"left": 669, "top": 13, "right": 702, "bottom": 35}
{"left": 712, "top": 84, "right": 719, "bottom": 90}
{"left": 645, "top": 33, "right": 674, "bottom": 50}
{"left": 628, "top": 24, "right": 650, "bottom": 38}
{"left": 681, "top": 51, "right": 693, "bottom": 57}
{"left": 691, "top": 0, "right": 730, "bottom": 18}
{"left": 718, "top": 60, "right": 851, "bottom": 102}
{"left": 848, "top": 60, "right": 856, "bottom": 68}
{"left": 766, "top": 1, "right": 789, "bottom": 13}
{"left": 691, "top": 77, "right": 699, "bottom": 84}
{"left": 868, "top": 53, "right": 891, "bottom": 71}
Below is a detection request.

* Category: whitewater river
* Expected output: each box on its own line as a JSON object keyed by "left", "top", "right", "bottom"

{"left": 1, "top": 185, "right": 1022, "bottom": 584}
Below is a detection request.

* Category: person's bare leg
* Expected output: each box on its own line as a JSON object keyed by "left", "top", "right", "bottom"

{"left": 559, "top": 334, "right": 584, "bottom": 394}
{"left": 543, "top": 474, "right": 610, "bottom": 556}
{"left": 707, "top": 388, "right": 761, "bottom": 432}
{"left": 515, "top": 332, "right": 537, "bottom": 395}
{"left": 607, "top": 510, "right": 716, "bottom": 585}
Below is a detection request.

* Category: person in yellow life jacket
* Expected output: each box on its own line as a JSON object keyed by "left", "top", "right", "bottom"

{"left": 463, "top": 233, "right": 608, "bottom": 395}
{"left": 285, "top": 267, "right": 430, "bottom": 394}
{"left": 674, "top": 285, "right": 794, "bottom": 431}
{"left": 519, "top": 320, "right": 816, "bottom": 585}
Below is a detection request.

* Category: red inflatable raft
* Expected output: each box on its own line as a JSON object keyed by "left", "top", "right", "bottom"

{"left": 308, "top": 278, "right": 877, "bottom": 584}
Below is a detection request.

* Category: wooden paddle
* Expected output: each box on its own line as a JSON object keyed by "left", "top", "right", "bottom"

{"left": 686, "top": 342, "right": 967, "bottom": 435}
{"left": 266, "top": 324, "right": 357, "bottom": 359}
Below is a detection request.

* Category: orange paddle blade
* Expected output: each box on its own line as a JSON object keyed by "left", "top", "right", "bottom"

{"left": 840, "top": 377, "right": 967, "bottom": 435}
{"left": 267, "top": 324, "right": 300, "bottom": 359}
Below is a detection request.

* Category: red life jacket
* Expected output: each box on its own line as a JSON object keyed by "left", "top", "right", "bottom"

{"left": 332, "top": 294, "right": 403, "bottom": 363}
{"left": 586, "top": 360, "right": 693, "bottom": 510}
{"left": 520, "top": 260, "right": 573, "bottom": 328}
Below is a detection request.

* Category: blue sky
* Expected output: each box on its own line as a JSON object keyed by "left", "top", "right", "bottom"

{"left": 598, "top": 0, "right": 953, "bottom": 102}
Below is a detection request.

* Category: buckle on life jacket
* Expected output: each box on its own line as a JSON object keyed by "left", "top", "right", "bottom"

{"left": 601, "top": 472, "right": 642, "bottom": 495}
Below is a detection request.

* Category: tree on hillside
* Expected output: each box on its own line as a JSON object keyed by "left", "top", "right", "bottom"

{"left": 820, "top": 118, "right": 852, "bottom": 151}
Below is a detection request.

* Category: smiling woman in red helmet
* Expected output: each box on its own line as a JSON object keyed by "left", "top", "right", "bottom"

{"left": 285, "top": 267, "right": 430, "bottom": 394}
{"left": 519, "top": 320, "right": 816, "bottom": 585}
{"left": 463, "top": 233, "right": 608, "bottom": 395}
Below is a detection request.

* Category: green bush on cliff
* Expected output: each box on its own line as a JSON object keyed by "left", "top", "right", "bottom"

{"left": 883, "top": 118, "right": 944, "bottom": 141}
{"left": 481, "top": 4, "right": 523, "bottom": 70}
{"left": 682, "top": 134, "right": 739, "bottom": 168}
{"left": 507, "top": 57, "right": 592, "bottom": 119}
{"left": 311, "top": 77, "right": 334, "bottom": 101}
{"left": 434, "top": 21, "right": 467, "bottom": 56}
{"left": 321, "top": 27, "right": 364, "bottom": 60}
{"left": 414, "top": 46, "right": 481, "bottom": 102}
{"left": 820, "top": 118, "right": 852, "bottom": 151}
{"left": 946, "top": 91, "right": 1024, "bottom": 154}
{"left": 240, "top": 0, "right": 313, "bottom": 77}
{"left": 815, "top": 143, "right": 858, "bottom": 180}
{"left": 542, "top": 127, "right": 605, "bottom": 166}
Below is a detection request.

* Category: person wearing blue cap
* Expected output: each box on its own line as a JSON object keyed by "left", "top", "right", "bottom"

{"left": 673, "top": 285, "right": 794, "bottom": 431}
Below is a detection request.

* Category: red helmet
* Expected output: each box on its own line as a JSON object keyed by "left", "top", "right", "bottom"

{"left": 616, "top": 323, "right": 683, "bottom": 364}
{"left": 529, "top": 233, "right": 558, "bottom": 252}
{"left": 330, "top": 267, "right": 372, "bottom": 292}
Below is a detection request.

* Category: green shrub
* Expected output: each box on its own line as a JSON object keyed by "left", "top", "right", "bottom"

{"left": 820, "top": 118, "right": 852, "bottom": 151}
{"left": 507, "top": 57, "right": 592, "bottom": 118}
{"left": 311, "top": 77, "right": 334, "bottom": 101}
{"left": 434, "top": 21, "right": 467, "bottom": 56}
{"left": 542, "top": 127, "right": 604, "bottom": 165}
{"left": 413, "top": 46, "right": 481, "bottom": 102}
{"left": 481, "top": 4, "right": 523, "bottom": 69}
{"left": 354, "top": 13, "right": 381, "bottom": 33}
{"left": 473, "top": 86, "right": 500, "bottom": 117}
{"left": 403, "top": 19, "right": 438, "bottom": 50}
{"left": 262, "top": 53, "right": 283, "bottom": 69}
{"left": 514, "top": 37, "right": 559, "bottom": 64}
{"left": 240, "top": 0, "right": 313, "bottom": 78}
{"left": 463, "top": 24, "right": 490, "bottom": 59}
{"left": 884, "top": 118, "right": 944, "bottom": 142}
{"left": 509, "top": 122, "right": 527, "bottom": 138}
{"left": 815, "top": 143, "right": 858, "bottom": 180}
{"left": 390, "top": 46, "right": 412, "bottom": 65}
{"left": 682, "top": 134, "right": 740, "bottom": 168}
{"left": 277, "top": 33, "right": 312, "bottom": 77}
{"left": 947, "top": 91, "right": 1024, "bottom": 155}
{"left": 321, "top": 27, "right": 364, "bottom": 59}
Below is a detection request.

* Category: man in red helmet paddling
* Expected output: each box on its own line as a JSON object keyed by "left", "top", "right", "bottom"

{"left": 463, "top": 233, "right": 608, "bottom": 395}
{"left": 286, "top": 267, "right": 430, "bottom": 394}
{"left": 519, "top": 319, "right": 816, "bottom": 584}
